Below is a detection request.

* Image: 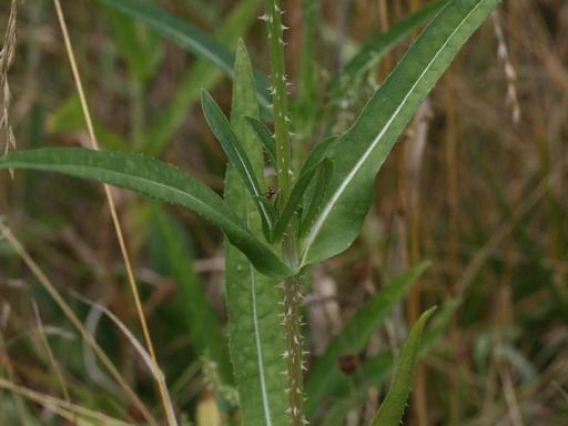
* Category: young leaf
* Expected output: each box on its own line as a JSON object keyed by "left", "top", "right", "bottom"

{"left": 300, "top": 135, "right": 337, "bottom": 175}
{"left": 305, "top": 262, "right": 429, "bottom": 418}
{"left": 300, "top": 0, "right": 501, "bottom": 266}
{"left": 224, "top": 40, "right": 288, "bottom": 426}
{"left": 371, "top": 307, "right": 437, "bottom": 426}
{"left": 246, "top": 117, "right": 277, "bottom": 166}
{"left": 201, "top": 89, "right": 274, "bottom": 237}
{"left": 99, "top": 0, "right": 272, "bottom": 114}
{"left": 0, "top": 148, "right": 292, "bottom": 278}
{"left": 328, "top": 0, "right": 447, "bottom": 96}
{"left": 271, "top": 160, "right": 327, "bottom": 242}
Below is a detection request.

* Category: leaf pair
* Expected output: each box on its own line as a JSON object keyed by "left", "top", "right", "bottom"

{"left": 203, "top": 99, "right": 331, "bottom": 245}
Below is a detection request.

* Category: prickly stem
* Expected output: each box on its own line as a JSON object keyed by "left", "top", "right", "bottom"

{"left": 284, "top": 274, "right": 306, "bottom": 426}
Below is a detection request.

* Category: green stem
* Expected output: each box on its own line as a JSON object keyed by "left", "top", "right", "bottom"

{"left": 283, "top": 274, "right": 305, "bottom": 426}
{"left": 265, "top": 0, "right": 291, "bottom": 199}
{"left": 264, "top": 3, "right": 306, "bottom": 424}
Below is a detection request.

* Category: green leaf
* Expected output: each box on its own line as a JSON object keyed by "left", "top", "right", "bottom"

{"left": 201, "top": 89, "right": 274, "bottom": 237}
{"left": 371, "top": 307, "right": 437, "bottom": 426}
{"left": 99, "top": 0, "right": 272, "bottom": 114}
{"left": 224, "top": 40, "right": 288, "bottom": 426}
{"left": 298, "top": 160, "right": 332, "bottom": 238}
{"left": 0, "top": 148, "right": 292, "bottom": 278}
{"left": 315, "top": 297, "right": 457, "bottom": 425}
{"left": 305, "top": 262, "right": 429, "bottom": 418}
{"left": 300, "top": 136, "right": 337, "bottom": 176}
{"left": 246, "top": 117, "right": 277, "bottom": 166}
{"left": 329, "top": 0, "right": 447, "bottom": 96}
{"left": 144, "top": 0, "right": 263, "bottom": 156}
{"left": 149, "top": 206, "right": 232, "bottom": 382}
{"left": 271, "top": 159, "right": 327, "bottom": 242}
{"left": 300, "top": 0, "right": 501, "bottom": 266}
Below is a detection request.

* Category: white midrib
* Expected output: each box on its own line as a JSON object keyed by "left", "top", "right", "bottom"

{"left": 246, "top": 195, "right": 273, "bottom": 426}
{"left": 301, "top": 1, "right": 485, "bottom": 266}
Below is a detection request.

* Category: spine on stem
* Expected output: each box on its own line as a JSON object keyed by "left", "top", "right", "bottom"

{"left": 263, "top": 1, "right": 306, "bottom": 425}
{"left": 262, "top": 0, "right": 291, "bottom": 199}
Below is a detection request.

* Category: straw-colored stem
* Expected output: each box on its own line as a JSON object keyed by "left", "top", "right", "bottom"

{"left": 51, "top": 1, "right": 176, "bottom": 424}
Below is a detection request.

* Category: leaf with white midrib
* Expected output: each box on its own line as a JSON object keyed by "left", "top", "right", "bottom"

{"left": 224, "top": 40, "right": 288, "bottom": 426}
{"left": 300, "top": 0, "right": 502, "bottom": 266}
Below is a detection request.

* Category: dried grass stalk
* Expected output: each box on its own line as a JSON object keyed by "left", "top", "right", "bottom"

{"left": 491, "top": 10, "right": 521, "bottom": 124}
{"left": 0, "top": 0, "right": 20, "bottom": 160}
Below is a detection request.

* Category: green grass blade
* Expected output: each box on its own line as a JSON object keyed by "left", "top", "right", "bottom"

{"left": 305, "top": 262, "right": 429, "bottom": 418}
{"left": 224, "top": 40, "right": 288, "bottom": 426}
{"left": 0, "top": 148, "right": 292, "bottom": 278}
{"left": 371, "top": 307, "right": 437, "bottom": 426}
{"left": 144, "top": 0, "right": 262, "bottom": 156}
{"left": 99, "top": 0, "right": 272, "bottom": 114}
{"left": 150, "top": 206, "right": 232, "bottom": 382}
{"left": 201, "top": 89, "right": 274, "bottom": 236}
{"left": 300, "top": 0, "right": 501, "bottom": 266}
{"left": 329, "top": 0, "right": 447, "bottom": 96}
{"left": 246, "top": 117, "right": 277, "bottom": 166}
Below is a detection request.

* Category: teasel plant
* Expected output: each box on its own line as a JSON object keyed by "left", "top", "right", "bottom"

{"left": 0, "top": 0, "right": 502, "bottom": 425}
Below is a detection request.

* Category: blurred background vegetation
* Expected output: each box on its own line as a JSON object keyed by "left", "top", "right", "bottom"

{"left": 0, "top": 0, "right": 567, "bottom": 425}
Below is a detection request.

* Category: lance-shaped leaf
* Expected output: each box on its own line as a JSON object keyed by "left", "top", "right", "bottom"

{"left": 329, "top": 0, "right": 447, "bottom": 96}
{"left": 224, "top": 40, "right": 288, "bottom": 426}
{"left": 270, "top": 159, "right": 328, "bottom": 242}
{"left": 99, "top": 0, "right": 272, "bottom": 114}
{"left": 0, "top": 148, "right": 292, "bottom": 278}
{"left": 371, "top": 307, "right": 437, "bottom": 426}
{"left": 300, "top": 0, "right": 501, "bottom": 266}
{"left": 246, "top": 117, "right": 276, "bottom": 166}
{"left": 314, "top": 298, "right": 457, "bottom": 425}
{"left": 305, "top": 262, "right": 429, "bottom": 418}
{"left": 201, "top": 90, "right": 274, "bottom": 238}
